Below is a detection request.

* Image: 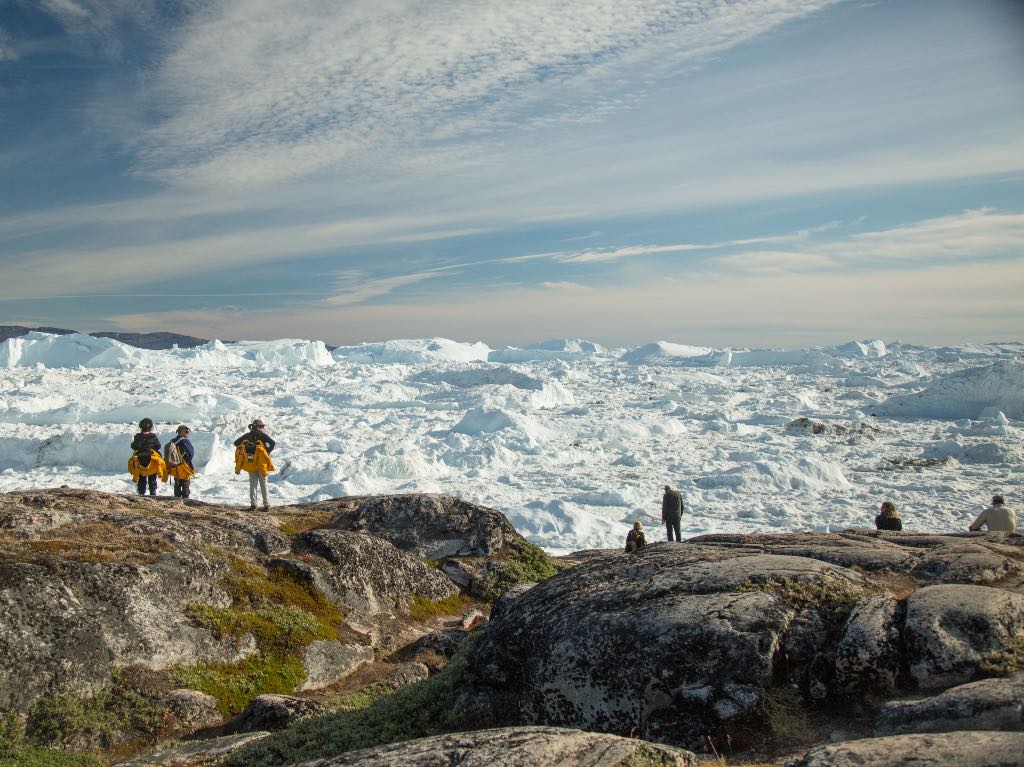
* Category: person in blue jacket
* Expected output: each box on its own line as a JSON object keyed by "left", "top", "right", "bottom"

{"left": 169, "top": 424, "right": 195, "bottom": 498}
{"left": 131, "top": 418, "right": 161, "bottom": 496}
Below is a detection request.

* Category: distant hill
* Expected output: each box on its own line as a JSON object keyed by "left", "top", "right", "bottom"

{"left": 0, "top": 325, "right": 209, "bottom": 350}
{"left": 90, "top": 331, "right": 209, "bottom": 349}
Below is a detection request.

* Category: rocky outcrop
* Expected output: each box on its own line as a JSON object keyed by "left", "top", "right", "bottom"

{"left": 903, "top": 585, "right": 1024, "bottom": 690}
{"left": 327, "top": 494, "right": 523, "bottom": 559}
{"left": 112, "top": 732, "right": 271, "bottom": 766}
{"left": 785, "top": 731, "right": 1024, "bottom": 766}
{"left": 458, "top": 532, "right": 1024, "bottom": 750}
{"left": 226, "top": 695, "right": 325, "bottom": 734}
{"left": 284, "top": 725, "right": 696, "bottom": 766}
{"left": 0, "top": 489, "right": 474, "bottom": 714}
{"left": 874, "top": 673, "right": 1024, "bottom": 736}
{"left": 295, "top": 529, "right": 459, "bottom": 614}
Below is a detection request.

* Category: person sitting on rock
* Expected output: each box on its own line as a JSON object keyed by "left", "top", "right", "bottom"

{"left": 968, "top": 494, "right": 1017, "bottom": 533}
{"left": 875, "top": 501, "right": 902, "bottom": 531}
{"left": 625, "top": 521, "right": 647, "bottom": 553}
{"left": 130, "top": 418, "right": 161, "bottom": 497}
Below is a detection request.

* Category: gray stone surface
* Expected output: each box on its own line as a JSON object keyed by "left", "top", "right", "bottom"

{"left": 113, "top": 732, "right": 271, "bottom": 766}
{"left": 458, "top": 545, "right": 866, "bottom": 748}
{"left": 903, "top": 584, "right": 1024, "bottom": 690}
{"left": 874, "top": 673, "right": 1024, "bottom": 736}
{"left": 162, "top": 689, "right": 222, "bottom": 731}
{"left": 225, "top": 694, "right": 325, "bottom": 734}
{"left": 296, "top": 529, "right": 459, "bottom": 615}
{"left": 299, "top": 641, "right": 375, "bottom": 691}
{"left": 328, "top": 493, "right": 523, "bottom": 559}
{"left": 287, "top": 725, "right": 696, "bottom": 766}
{"left": 834, "top": 595, "right": 902, "bottom": 694}
{"left": 785, "top": 730, "right": 1024, "bottom": 766}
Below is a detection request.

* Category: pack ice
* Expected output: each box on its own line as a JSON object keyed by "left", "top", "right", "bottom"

{"left": 0, "top": 332, "right": 1021, "bottom": 554}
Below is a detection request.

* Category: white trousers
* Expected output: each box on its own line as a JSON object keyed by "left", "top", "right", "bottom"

{"left": 248, "top": 471, "right": 269, "bottom": 507}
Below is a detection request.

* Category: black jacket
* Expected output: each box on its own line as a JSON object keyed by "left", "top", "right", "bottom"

{"left": 875, "top": 514, "right": 902, "bottom": 531}
{"left": 132, "top": 432, "right": 161, "bottom": 467}
{"left": 234, "top": 430, "right": 275, "bottom": 453}
{"left": 662, "top": 490, "right": 683, "bottom": 522}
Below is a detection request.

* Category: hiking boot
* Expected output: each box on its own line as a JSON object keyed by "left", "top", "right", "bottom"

{"left": 263, "top": 505, "right": 270, "bottom": 512}
{"left": 249, "top": 504, "right": 257, "bottom": 511}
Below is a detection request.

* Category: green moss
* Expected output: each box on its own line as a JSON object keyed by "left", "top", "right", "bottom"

{"left": 331, "top": 682, "right": 392, "bottom": 711}
{"left": 408, "top": 593, "right": 467, "bottom": 621}
{"left": 22, "top": 684, "right": 169, "bottom": 752}
{"left": 220, "top": 641, "right": 476, "bottom": 767}
{"left": 979, "top": 635, "right": 1024, "bottom": 676}
{"left": 737, "top": 576, "right": 863, "bottom": 627}
{"left": 222, "top": 558, "right": 344, "bottom": 630}
{"left": 476, "top": 541, "right": 558, "bottom": 602}
{"left": 0, "top": 743, "right": 102, "bottom": 767}
{"left": 171, "top": 653, "right": 306, "bottom": 717}
{"left": 185, "top": 603, "right": 337, "bottom": 654}
{"left": 276, "top": 510, "right": 334, "bottom": 536}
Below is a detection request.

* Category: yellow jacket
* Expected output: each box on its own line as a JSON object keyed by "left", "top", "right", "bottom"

{"left": 235, "top": 442, "right": 276, "bottom": 477}
{"left": 163, "top": 461, "right": 196, "bottom": 482}
{"left": 129, "top": 450, "right": 166, "bottom": 482}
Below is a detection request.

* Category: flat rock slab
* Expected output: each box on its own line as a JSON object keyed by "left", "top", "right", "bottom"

{"left": 785, "top": 730, "right": 1024, "bottom": 766}
{"left": 113, "top": 732, "right": 271, "bottom": 766}
{"left": 903, "top": 584, "right": 1024, "bottom": 690}
{"left": 874, "top": 673, "right": 1024, "bottom": 736}
{"left": 287, "top": 726, "right": 696, "bottom": 766}
{"left": 226, "top": 694, "right": 325, "bottom": 734}
{"left": 300, "top": 640, "right": 375, "bottom": 691}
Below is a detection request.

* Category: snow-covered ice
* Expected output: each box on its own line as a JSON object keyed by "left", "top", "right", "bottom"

{"left": 1, "top": 332, "right": 1021, "bottom": 554}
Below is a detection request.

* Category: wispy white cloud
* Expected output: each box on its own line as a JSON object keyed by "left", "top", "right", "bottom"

{"left": 0, "top": 26, "right": 18, "bottom": 62}
{"left": 131, "top": 0, "right": 840, "bottom": 188}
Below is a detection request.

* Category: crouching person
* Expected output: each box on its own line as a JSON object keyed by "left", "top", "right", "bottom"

{"left": 165, "top": 424, "right": 196, "bottom": 498}
{"left": 234, "top": 419, "right": 276, "bottom": 511}
{"left": 625, "top": 521, "right": 647, "bottom": 554}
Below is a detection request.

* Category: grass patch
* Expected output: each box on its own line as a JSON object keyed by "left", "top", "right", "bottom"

{"left": 171, "top": 653, "right": 305, "bottom": 717}
{"left": 174, "top": 557, "right": 345, "bottom": 715}
{"left": 761, "top": 686, "right": 817, "bottom": 748}
{"left": 737, "top": 576, "right": 864, "bottom": 627}
{"left": 0, "top": 714, "right": 101, "bottom": 767}
{"left": 18, "top": 677, "right": 172, "bottom": 759}
{"left": 979, "top": 635, "right": 1024, "bottom": 676}
{"left": 219, "top": 640, "right": 477, "bottom": 767}
{"left": 331, "top": 682, "right": 393, "bottom": 711}
{"left": 2, "top": 521, "right": 174, "bottom": 566}
{"left": 408, "top": 593, "right": 467, "bottom": 621}
{"left": 276, "top": 510, "right": 334, "bottom": 537}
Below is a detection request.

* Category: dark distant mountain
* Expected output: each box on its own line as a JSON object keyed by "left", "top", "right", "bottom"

{"left": 90, "top": 331, "right": 209, "bottom": 349}
{"left": 0, "top": 325, "right": 76, "bottom": 343}
{"left": 0, "top": 326, "right": 209, "bottom": 350}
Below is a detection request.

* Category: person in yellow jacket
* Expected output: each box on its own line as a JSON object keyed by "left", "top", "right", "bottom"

{"left": 129, "top": 418, "right": 164, "bottom": 496}
{"left": 234, "top": 419, "right": 276, "bottom": 511}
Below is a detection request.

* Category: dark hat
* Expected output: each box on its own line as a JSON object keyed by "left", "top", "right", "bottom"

{"left": 251, "top": 419, "right": 266, "bottom": 428}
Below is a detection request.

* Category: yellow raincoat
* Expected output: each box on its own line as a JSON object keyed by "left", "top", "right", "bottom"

{"left": 163, "top": 461, "right": 196, "bottom": 483}
{"left": 234, "top": 441, "right": 275, "bottom": 477}
{"left": 129, "top": 450, "right": 166, "bottom": 482}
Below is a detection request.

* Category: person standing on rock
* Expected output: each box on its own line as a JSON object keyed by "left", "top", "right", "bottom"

{"left": 875, "top": 501, "right": 902, "bottom": 531}
{"left": 662, "top": 484, "right": 683, "bottom": 542}
{"left": 130, "top": 418, "right": 162, "bottom": 497}
{"left": 625, "top": 521, "right": 647, "bottom": 553}
{"left": 968, "top": 494, "right": 1017, "bottom": 533}
{"left": 167, "top": 425, "right": 196, "bottom": 499}
{"left": 234, "top": 419, "right": 276, "bottom": 511}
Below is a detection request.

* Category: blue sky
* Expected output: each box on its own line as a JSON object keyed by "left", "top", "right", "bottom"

{"left": 1, "top": 0, "right": 1023, "bottom": 347}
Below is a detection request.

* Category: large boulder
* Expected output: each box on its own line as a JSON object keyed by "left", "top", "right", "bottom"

{"left": 327, "top": 494, "right": 522, "bottom": 559}
{"left": 785, "top": 730, "right": 1024, "bottom": 766}
{"left": 833, "top": 595, "right": 902, "bottom": 695}
{"left": 457, "top": 544, "right": 864, "bottom": 748}
{"left": 874, "top": 673, "right": 1024, "bottom": 736}
{"left": 112, "top": 732, "right": 271, "bottom": 766}
{"left": 284, "top": 726, "right": 696, "bottom": 766}
{"left": 225, "top": 694, "right": 325, "bottom": 734}
{"left": 903, "top": 584, "right": 1024, "bottom": 690}
{"left": 295, "top": 529, "right": 459, "bottom": 615}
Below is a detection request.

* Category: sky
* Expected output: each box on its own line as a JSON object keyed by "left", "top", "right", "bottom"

{"left": 1, "top": 0, "right": 1023, "bottom": 348}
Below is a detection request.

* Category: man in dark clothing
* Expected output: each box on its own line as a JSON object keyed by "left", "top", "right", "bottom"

{"left": 234, "top": 419, "right": 276, "bottom": 510}
{"left": 131, "top": 417, "right": 161, "bottom": 496}
{"left": 662, "top": 484, "right": 683, "bottom": 542}
{"left": 169, "top": 424, "right": 195, "bottom": 499}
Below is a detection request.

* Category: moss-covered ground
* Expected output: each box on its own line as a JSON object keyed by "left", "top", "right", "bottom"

{"left": 475, "top": 540, "right": 558, "bottom": 602}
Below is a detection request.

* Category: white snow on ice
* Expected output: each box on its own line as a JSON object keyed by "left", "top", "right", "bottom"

{"left": 0, "top": 332, "right": 1021, "bottom": 554}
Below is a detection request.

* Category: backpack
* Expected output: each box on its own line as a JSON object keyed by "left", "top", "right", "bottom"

{"left": 164, "top": 440, "right": 183, "bottom": 467}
